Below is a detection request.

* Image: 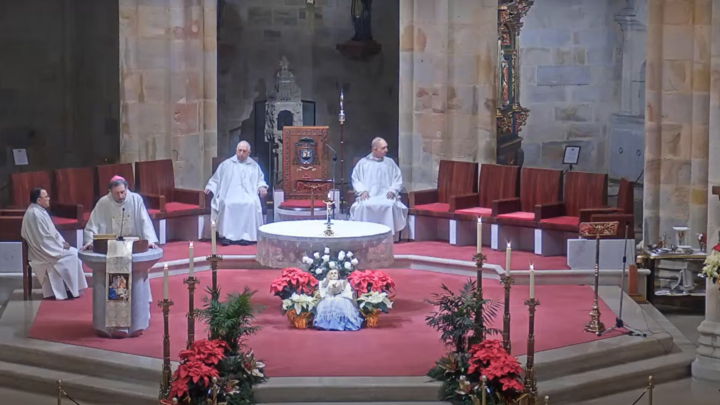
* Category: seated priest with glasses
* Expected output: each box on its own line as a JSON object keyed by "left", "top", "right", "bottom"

{"left": 82, "top": 176, "right": 159, "bottom": 250}
{"left": 349, "top": 137, "right": 408, "bottom": 236}
{"left": 21, "top": 187, "right": 88, "bottom": 300}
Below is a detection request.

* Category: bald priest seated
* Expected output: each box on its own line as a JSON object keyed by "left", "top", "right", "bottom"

{"left": 21, "top": 187, "right": 88, "bottom": 300}
{"left": 350, "top": 137, "right": 408, "bottom": 236}
{"left": 205, "top": 140, "right": 268, "bottom": 246}
{"left": 82, "top": 176, "right": 159, "bottom": 250}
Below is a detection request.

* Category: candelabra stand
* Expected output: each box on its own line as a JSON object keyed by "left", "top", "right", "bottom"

{"left": 480, "top": 375, "right": 487, "bottom": 405}
{"left": 158, "top": 298, "right": 174, "bottom": 400}
{"left": 184, "top": 276, "right": 199, "bottom": 349}
{"left": 500, "top": 274, "right": 514, "bottom": 354}
{"left": 338, "top": 89, "right": 346, "bottom": 214}
{"left": 57, "top": 379, "right": 63, "bottom": 405}
{"left": 578, "top": 221, "right": 617, "bottom": 336}
{"left": 206, "top": 254, "right": 223, "bottom": 293}
{"left": 473, "top": 252, "right": 487, "bottom": 341}
{"left": 523, "top": 298, "right": 540, "bottom": 405}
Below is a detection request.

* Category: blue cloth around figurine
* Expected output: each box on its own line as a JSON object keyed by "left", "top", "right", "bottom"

{"left": 313, "top": 272, "right": 363, "bottom": 331}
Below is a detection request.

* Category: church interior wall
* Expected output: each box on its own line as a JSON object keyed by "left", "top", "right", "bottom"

{"left": 0, "top": 0, "right": 119, "bottom": 206}
{"left": 216, "top": 0, "right": 399, "bottom": 183}
{"left": 519, "top": 0, "right": 626, "bottom": 174}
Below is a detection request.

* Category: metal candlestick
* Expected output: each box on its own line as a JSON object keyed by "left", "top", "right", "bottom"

{"left": 56, "top": 379, "right": 63, "bottom": 405}
{"left": 578, "top": 222, "right": 617, "bottom": 336}
{"left": 480, "top": 375, "right": 487, "bottom": 405}
{"left": 184, "top": 276, "right": 199, "bottom": 349}
{"left": 206, "top": 254, "right": 223, "bottom": 293}
{"left": 158, "top": 298, "right": 174, "bottom": 400}
{"left": 500, "top": 274, "right": 514, "bottom": 354}
{"left": 524, "top": 298, "right": 540, "bottom": 405}
{"left": 473, "top": 252, "right": 487, "bottom": 341}
{"left": 338, "top": 89, "right": 346, "bottom": 214}
{"left": 324, "top": 198, "right": 335, "bottom": 236}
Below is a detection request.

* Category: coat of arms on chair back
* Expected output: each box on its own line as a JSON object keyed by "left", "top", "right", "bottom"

{"left": 281, "top": 126, "right": 331, "bottom": 201}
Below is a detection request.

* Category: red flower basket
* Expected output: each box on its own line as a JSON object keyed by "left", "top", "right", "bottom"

{"left": 347, "top": 270, "right": 396, "bottom": 294}
{"left": 467, "top": 340, "right": 524, "bottom": 397}
{"left": 270, "top": 267, "right": 319, "bottom": 299}
{"left": 167, "top": 339, "right": 228, "bottom": 401}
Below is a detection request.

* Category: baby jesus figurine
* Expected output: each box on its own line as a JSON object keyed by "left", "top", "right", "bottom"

{"left": 313, "top": 269, "right": 363, "bottom": 331}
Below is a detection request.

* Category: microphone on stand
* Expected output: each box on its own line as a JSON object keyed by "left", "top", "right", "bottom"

{"left": 118, "top": 208, "right": 126, "bottom": 241}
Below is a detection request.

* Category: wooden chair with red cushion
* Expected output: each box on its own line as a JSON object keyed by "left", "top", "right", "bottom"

{"left": 492, "top": 167, "right": 563, "bottom": 252}
{"left": 578, "top": 178, "right": 635, "bottom": 239}
{"left": 9, "top": 171, "right": 84, "bottom": 247}
{"left": 54, "top": 167, "right": 96, "bottom": 225}
{"left": 134, "top": 159, "right": 208, "bottom": 243}
{"left": 96, "top": 163, "right": 136, "bottom": 193}
{"left": 407, "top": 160, "right": 478, "bottom": 241}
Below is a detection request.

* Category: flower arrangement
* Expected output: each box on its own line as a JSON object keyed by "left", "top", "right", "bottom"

{"left": 282, "top": 293, "right": 319, "bottom": 329}
{"left": 702, "top": 242, "right": 720, "bottom": 286}
{"left": 270, "top": 267, "right": 319, "bottom": 300}
{"left": 466, "top": 340, "right": 524, "bottom": 401}
{"left": 357, "top": 291, "right": 394, "bottom": 328}
{"left": 167, "top": 339, "right": 226, "bottom": 401}
{"left": 347, "top": 270, "right": 396, "bottom": 295}
{"left": 302, "top": 247, "right": 359, "bottom": 280}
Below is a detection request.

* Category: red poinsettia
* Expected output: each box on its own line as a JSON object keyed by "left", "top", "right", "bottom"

{"left": 347, "top": 270, "right": 395, "bottom": 294}
{"left": 179, "top": 339, "right": 228, "bottom": 365}
{"left": 270, "top": 267, "right": 318, "bottom": 296}
{"left": 167, "top": 339, "right": 227, "bottom": 401}
{"left": 467, "top": 339, "right": 524, "bottom": 393}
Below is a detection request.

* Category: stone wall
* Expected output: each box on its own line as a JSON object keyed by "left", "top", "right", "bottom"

{"left": 217, "top": 0, "right": 399, "bottom": 186}
{"left": 519, "top": 0, "right": 626, "bottom": 173}
{"left": 0, "top": 0, "right": 119, "bottom": 205}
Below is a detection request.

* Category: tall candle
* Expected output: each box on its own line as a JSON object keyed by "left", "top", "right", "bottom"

{"left": 211, "top": 221, "right": 217, "bottom": 255}
{"left": 505, "top": 242, "right": 512, "bottom": 276}
{"left": 476, "top": 218, "right": 483, "bottom": 253}
{"left": 188, "top": 242, "right": 194, "bottom": 278}
{"left": 529, "top": 264, "right": 535, "bottom": 299}
{"left": 163, "top": 263, "right": 169, "bottom": 300}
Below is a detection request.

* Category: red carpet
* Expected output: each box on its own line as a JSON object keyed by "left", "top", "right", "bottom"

{"left": 28, "top": 270, "right": 618, "bottom": 377}
{"left": 152, "top": 241, "right": 569, "bottom": 271}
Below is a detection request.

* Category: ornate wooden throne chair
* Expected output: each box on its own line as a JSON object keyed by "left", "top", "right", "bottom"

{"left": 407, "top": 160, "right": 478, "bottom": 242}
{"left": 273, "top": 126, "right": 336, "bottom": 221}
{"left": 449, "top": 163, "right": 521, "bottom": 246}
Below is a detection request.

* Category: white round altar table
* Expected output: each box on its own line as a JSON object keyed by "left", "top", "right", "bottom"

{"left": 78, "top": 248, "right": 163, "bottom": 338}
{"left": 256, "top": 220, "right": 394, "bottom": 269}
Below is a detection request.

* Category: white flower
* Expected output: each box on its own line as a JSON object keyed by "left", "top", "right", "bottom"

{"left": 315, "top": 268, "right": 323, "bottom": 274}
{"left": 344, "top": 262, "right": 352, "bottom": 270}
{"left": 351, "top": 258, "right": 359, "bottom": 266}
{"left": 314, "top": 252, "right": 320, "bottom": 259}
{"left": 324, "top": 247, "right": 330, "bottom": 254}
{"left": 282, "top": 293, "right": 319, "bottom": 314}
{"left": 329, "top": 262, "right": 337, "bottom": 269}
{"left": 302, "top": 256, "right": 311, "bottom": 264}
{"left": 338, "top": 251, "right": 346, "bottom": 260}
{"left": 347, "top": 252, "right": 354, "bottom": 258}
{"left": 322, "top": 255, "right": 330, "bottom": 263}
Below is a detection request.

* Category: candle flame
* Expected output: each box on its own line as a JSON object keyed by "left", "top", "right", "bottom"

{"left": 507, "top": 241, "right": 511, "bottom": 248}
{"left": 478, "top": 217, "right": 482, "bottom": 223}
{"left": 189, "top": 242, "right": 193, "bottom": 248}
{"left": 164, "top": 263, "right": 168, "bottom": 269}
{"left": 211, "top": 220, "right": 216, "bottom": 226}
{"left": 529, "top": 264, "right": 534, "bottom": 271}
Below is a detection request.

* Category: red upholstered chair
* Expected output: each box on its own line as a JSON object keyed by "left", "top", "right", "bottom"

{"left": 447, "top": 164, "right": 520, "bottom": 246}
{"left": 407, "top": 160, "right": 478, "bottom": 241}
{"left": 578, "top": 178, "right": 635, "bottom": 239}
{"left": 134, "top": 159, "right": 208, "bottom": 243}
{"left": 54, "top": 167, "right": 96, "bottom": 225}
{"left": 9, "top": 171, "right": 84, "bottom": 247}
{"left": 492, "top": 167, "right": 563, "bottom": 252}
{"left": 96, "top": 163, "right": 135, "bottom": 193}
{"left": 0, "top": 216, "right": 32, "bottom": 300}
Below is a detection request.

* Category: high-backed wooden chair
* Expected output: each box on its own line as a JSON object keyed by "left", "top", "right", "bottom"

{"left": 406, "top": 160, "right": 478, "bottom": 241}
{"left": 97, "top": 163, "right": 135, "bottom": 193}
{"left": 491, "top": 167, "right": 563, "bottom": 252}
{"left": 134, "top": 159, "right": 207, "bottom": 243}
{"left": 9, "top": 171, "right": 84, "bottom": 247}
{"left": 54, "top": 167, "right": 95, "bottom": 224}
{"left": 578, "top": 178, "right": 635, "bottom": 239}
{"left": 0, "top": 216, "right": 32, "bottom": 300}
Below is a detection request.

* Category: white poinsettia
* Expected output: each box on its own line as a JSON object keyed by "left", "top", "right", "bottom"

{"left": 357, "top": 291, "right": 393, "bottom": 314}
{"left": 281, "top": 293, "right": 318, "bottom": 315}
{"left": 702, "top": 251, "right": 720, "bottom": 280}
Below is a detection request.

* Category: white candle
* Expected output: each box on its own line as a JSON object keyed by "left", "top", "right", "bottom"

{"left": 163, "top": 263, "right": 169, "bottom": 300}
{"left": 188, "top": 242, "right": 194, "bottom": 278}
{"left": 211, "top": 221, "right": 217, "bottom": 255}
{"left": 328, "top": 191, "right": 333, "bottom": 200}
{"left": 476, "top": 218, "right": 482, "bottom": 253}
{"left": 505, "top": 242, "right": 512, "bottom": 276}
{"left": 529, "top": 264, "right": 535, "bottom": 299}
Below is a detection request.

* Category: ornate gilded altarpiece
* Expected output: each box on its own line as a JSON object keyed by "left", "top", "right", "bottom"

{"left": 281, "top": 126, "right": 331, "bottom": 201}
{"left": 497, "top": 0, "right": 533, "bottom": 166}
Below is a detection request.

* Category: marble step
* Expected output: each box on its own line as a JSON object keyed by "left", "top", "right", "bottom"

{"left": 261, "top": 403, "right": 450, "bottom": 405}
{"left": 539, "top": 351, "right": 694, "bottom": 405}
{"left": 0, "top": 360, "right": 159, "bottom": 405}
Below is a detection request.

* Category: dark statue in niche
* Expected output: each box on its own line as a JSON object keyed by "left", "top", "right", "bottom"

{"left": 277, "top": 110, "right": 294, "bottom": 131}
{"left": 351, "top": 0, "right": 373, "bottom": 41}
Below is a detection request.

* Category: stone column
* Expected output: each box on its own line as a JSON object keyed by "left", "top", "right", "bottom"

{"left": 643, "top": 0, "right": 710, "bottom": 245}
{"left": 398, "top": 0, "right": 498, "bottom": 191}
{"left": 615, "top": 9, "right": 646, "bottom": 116}
{"left": 692, "top": 0, "right": 720, "bottom": 384}
{"left": 119, "top": 0, "right": 217, "bottom": 189}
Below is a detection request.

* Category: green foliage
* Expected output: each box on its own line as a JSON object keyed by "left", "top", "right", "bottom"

{"left": 216, "top": 353, "right": 267, "bottom": 405}
{"left": 195, "top": 286, "right": 264, "bottom": 355}
{"left": 425, "top": 280, "right": 501, "bottom": 353}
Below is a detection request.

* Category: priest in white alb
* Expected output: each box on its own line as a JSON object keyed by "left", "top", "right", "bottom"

{"left": 350, "top": 137, "right": 408, "bottom": 236}
{"left": 82, "top": 176, "right": 159, "bottom": 250}
{"left": 205, "top": 140, "right": 268, "bottom": 246}
{"left": 21, "top": 187, "right": 88, "bottom": 300}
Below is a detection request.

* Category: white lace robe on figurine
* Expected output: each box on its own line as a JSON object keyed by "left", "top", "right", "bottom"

{"left": 84, "top": 191, "right": 159, "bottom": 245}
{"left": 349, "top": 154, "right": 408, "bottom": 235}
{"left": 21, "top": 204, "right": 88, "bottom": 300}
{"left": 205, "top": 156, "right": 268, "bottom": 241}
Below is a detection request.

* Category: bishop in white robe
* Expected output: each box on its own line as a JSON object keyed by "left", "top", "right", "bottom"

{"left": 205, "top": 141, "right": 268, "bottom": 245}
{"left": 83, "top": 176, "right": 159, "bottom": 249}
{"left": 350, "top": 137, "right": 408, "bottom": 235}
{"left": 21, "top": 188, "right": 88, "bottom": 300}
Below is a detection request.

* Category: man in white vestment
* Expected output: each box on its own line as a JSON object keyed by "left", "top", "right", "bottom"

{"left": 82, "top": 176, "right": 159, "bottom": 250}
{"left": 21, "top": 187, "right": 88, "bottom": 300}
{"left": 205, "top": 141, "right": 268, "bottom": 246}
{"left": 350, "top": 137, "right": 408, "bottom": 235}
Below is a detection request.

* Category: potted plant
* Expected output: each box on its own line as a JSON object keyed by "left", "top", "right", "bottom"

{"left": 356, "top": 291, "right": 393, "bottom": 328}
{"left": 702, "top": 241, "right": 720, "bottom": 288}
{"left": 270, "top": 267, "right": 319, "bottom": 300}
{"left": 281, "top": 293, "right": 319, "bottom": 329}
{"left": 347, "top": 270, "right": 395, "bottom": 295}
{"left": 302, "top": 247, "right": 360, "bottom": 280}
